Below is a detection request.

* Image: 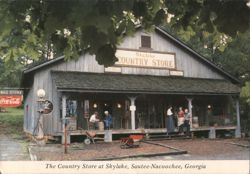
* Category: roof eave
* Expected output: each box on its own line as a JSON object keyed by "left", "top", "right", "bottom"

{"left": 56, "top": 87, "right": 240, "bottom": 96}
{"left": 23, "top": 55, "right": 65, "bottom": 74}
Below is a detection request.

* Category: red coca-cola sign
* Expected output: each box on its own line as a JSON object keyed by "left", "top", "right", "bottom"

{"left": 0, "top": 95, "right": 23, "bottom": 107}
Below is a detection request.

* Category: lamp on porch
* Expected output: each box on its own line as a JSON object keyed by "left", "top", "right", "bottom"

{"left": 117, "top": 103, "right": 122, "bottom": 109}
{"left": 37, "top": 88, "right": 46, "bottom": 99}
{"left": 93, "top": 103, "right": 98, "bottom": 108}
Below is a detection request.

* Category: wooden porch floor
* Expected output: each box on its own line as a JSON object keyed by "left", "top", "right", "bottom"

{"left": 55, "top": 126, "right": 237, "bottom": 136}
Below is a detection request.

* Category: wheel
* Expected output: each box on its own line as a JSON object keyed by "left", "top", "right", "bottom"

{"left": 84, "top": 138, "right": 91, "bottom": 145}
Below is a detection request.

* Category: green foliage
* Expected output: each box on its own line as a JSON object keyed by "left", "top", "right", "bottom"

{"left": 0, "top": 58, "right": 24, "bottom": 87}
{"left": 1, "top": 0, "right": 249, "bottom": 67}
{"left": 165, "top": 0, "right": 250, "bottom": 37}
{"left": 241, "top": 82, "right": 250, "bottom": 105}
{"left": 176, "top": 26, "right": 196, "bottom": 42}
{"left": 0, "top": 0, "right": 250, "bottom": 88}
{"left": 216, "top": 29, "right": 250, "bottom": 79}
{"left": 0, "top": 108, "right": 24, "bottom": 135}
{"left": 0, "top": 108, "right": 23, "bottom": 125}
{"left": 0, "top": 0, "right": 166, "bottom": 66}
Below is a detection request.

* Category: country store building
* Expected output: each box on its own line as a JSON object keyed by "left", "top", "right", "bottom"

{"left": 21, "top": 27, "right": 241, "bottom": 143}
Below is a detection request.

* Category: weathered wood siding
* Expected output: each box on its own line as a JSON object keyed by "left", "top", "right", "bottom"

{"left": 54, "top": 54, "right": 104, "bottom": 73}
{"left": 23, "top": 86, "right": 35, "bottom": 133}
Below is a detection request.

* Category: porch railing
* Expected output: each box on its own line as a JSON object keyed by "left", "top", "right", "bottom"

{"left": 193, "top": 115, "right": 236, "bottom": 127}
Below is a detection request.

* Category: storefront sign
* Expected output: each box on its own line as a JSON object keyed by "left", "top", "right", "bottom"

{"left": 0, "top": 95, "right": 22, "bottom": 107}
{"left": 115, "top": 49, "right": 176, "bottom": 69}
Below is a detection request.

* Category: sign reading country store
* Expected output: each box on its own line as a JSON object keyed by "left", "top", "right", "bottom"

{"left": 115, "top": 49, "right": 176, "bottom": 69}
{"left": 0, "top": 89, "right": 23, "bottom": 108}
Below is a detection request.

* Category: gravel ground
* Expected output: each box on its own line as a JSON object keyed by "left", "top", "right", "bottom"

{"left": 30, "top": 141, "right": 178, "bottom": 160}
{"left": 0, "top": 134, "right": 30, "bottom": 161}
{"left": 29, "top": 138, "right": 250, "bottom": 161}
{"left": 142, "top": 138, "right": 250, "bottom": 160}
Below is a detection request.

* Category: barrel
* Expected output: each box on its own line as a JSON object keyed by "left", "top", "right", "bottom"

{"left": 98, "top": 121, "right": 104, "bottom": 131}
{"left": 192, "top": 116, "right": 199, "bottom": 128}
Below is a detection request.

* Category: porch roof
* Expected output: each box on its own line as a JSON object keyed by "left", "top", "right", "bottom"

{"left": 51, "top": 71, "right": 240, "bottom": 95}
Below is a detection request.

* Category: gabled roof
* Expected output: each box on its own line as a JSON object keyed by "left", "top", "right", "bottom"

{"left": 52, "top": 71, "right": 240, "bottom": 95}
{"left": 23, "top": 55, "right": 65, "bottom": 74}
{"left": 22, "top": 26, "right": 240, "bottom": 84}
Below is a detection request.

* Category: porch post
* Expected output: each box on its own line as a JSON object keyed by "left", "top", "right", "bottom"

{"left": 61, "top": 95, "right": 70, "bottom": 145}
{"left": 235, "top": 97, "right": 241, "bottom": 138}
{"left": 128, "top": 96, "right": 137, "bottom": 130}
{"left": 186, "top": 98, "right": 193, "bottom": 130}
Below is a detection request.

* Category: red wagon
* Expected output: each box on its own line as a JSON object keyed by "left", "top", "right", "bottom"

{"left": 120, "top": 134, "right": 144, "bottom": 149}
{"left": 84, "top": 131, "right": 104, "bottom": 144}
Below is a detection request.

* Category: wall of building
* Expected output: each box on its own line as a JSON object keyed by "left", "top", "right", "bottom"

{"left": 23, "top": 85, "right": 35, "bottom": 133}
{"left": 37, "top": 28, "right": 225, "bottom": 80}
{"left": 24, "top": 28, "right": 227, "bottom": 135}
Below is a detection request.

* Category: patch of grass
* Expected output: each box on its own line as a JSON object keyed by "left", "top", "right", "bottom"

{"left": 0, "top": 108, "right": 24, "bottom": 135}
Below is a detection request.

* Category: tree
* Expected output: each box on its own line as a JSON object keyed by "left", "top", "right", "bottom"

{"left": 0, "top": 0, "right": 166, "bottom": 67}
{"left": 1, "top": 0, "right": 250, "bottom": 88}
{"left": 0, "top": 57, "right": 25, "bottom": 87}
{"left": 216, "top": 29, "right": 250, "bottom": 80}
{"left": 241, "top": 82, "right": 250, "bottom": 104}
{"left": 165, "top": 0, "right": 250, "bottom": 37}
{"left": 1, "top": 0, "right": 250, "bottom": 67}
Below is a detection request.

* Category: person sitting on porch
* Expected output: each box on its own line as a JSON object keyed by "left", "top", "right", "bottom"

{"left": 89, "top": 112, "right": 100, "bottom": 129}
{"left": 178, "top": 107, "right": 185, "bottom": 135}
{"left": 184, "top": 108, "right": 191, "bottom": 136}
{"left": 166, "top": 106, "right": 175, "bottom": 135}
{"left": 103, "top": 111, "right": 112, "bottom": 130}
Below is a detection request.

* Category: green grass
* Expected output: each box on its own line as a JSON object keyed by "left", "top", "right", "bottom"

{"left": 0, "top": 107, "right": 24, "bottom": 135}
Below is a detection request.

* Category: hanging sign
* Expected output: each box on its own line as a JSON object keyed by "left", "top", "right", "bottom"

{"left": 0, "top": 95, "right": 22, "bottom": 107}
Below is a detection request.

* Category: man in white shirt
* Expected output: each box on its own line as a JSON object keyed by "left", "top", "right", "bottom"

{"left": 89, "top": 112, "right": 100, "bottom": 129}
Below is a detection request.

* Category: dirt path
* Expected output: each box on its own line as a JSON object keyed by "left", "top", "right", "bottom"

{"left": 0, "top": 134, "right": 30, "bottom": 161}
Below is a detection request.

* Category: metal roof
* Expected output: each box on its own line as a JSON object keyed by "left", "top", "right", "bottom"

{"left": 52, "top": 71, "right": 240, "bottom": 95}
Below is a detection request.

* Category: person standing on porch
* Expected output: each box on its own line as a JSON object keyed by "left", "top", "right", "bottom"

{"left": 104, "top": 111, "right": 112, "bottom": 130}
{"left": 166, "top": 106, "right": 175, "bottom": 135}
{"left": 184, "top": 108, "right": 191, "bottom": 136}
{"left": 178, "top": 107, "right": 185, "bottom": 134}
